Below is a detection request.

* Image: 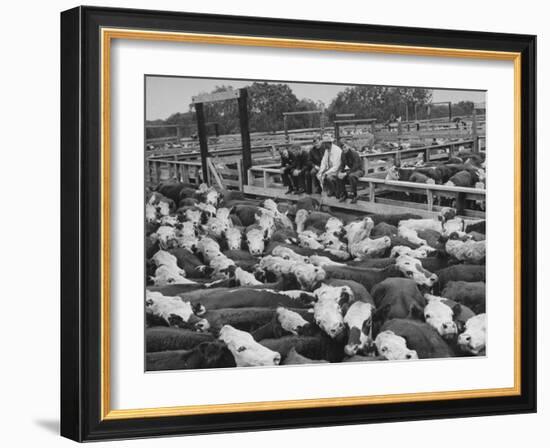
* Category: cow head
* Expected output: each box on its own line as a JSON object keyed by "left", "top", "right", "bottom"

{"left": 256, "top": 213, "right": 275, "bottom": 237}
{"left": 154, "top": 226, "right": 179, "bottom": 250}
{"left": 150, "top": 265, "right": 193, "bottom": 286}
{"left": 271, "top": 245, "right": 307, "bottom": 263}
{"left": 157, "top": 200, "right": 171, "bottom": 217}
{"left": 390, "top": 245, "right": 433, "bottom": 259}
{"left": 325, "top": 217, "right": 345, "bottom": 236}
{"left": 224, "top": 227, "right": 243, "bottom": 251}
{"left": 176, "top": 235, "right": 199, "bottom": 252}
{"left": 344, "top": 302, "right": 375, "bottom": 356}
{"left": 246, "top": 227, "right": 269, "bottom": 256}
{"left": 219, "top": 325, "right": 281, "bottom": 367}
{"left": 145, "top": 203, "right": 158, "bottom": 223}
{"left": 314, "top": 283, "right": 353, "bottom": 309}
{"left": 375, "top": 330, "right": 418, "bottom": 360}
{"left": 204, "top": 188, "right": 221, "bottom": 207}
{"left": 321, "top": 234, "right": 348, "bottom": 252}
{"left": 314, "top": 297, "right": 345, "bottom": 339}
{"left": 197, "top": 237, "right": 221, "bottom": 262}
{"left": 298, "top": 231, "right": 324, "bottom": 250}
{"left": 293, "top": 263, "right": 326, "bottom": 291}
{"left": 216, "top": 207, "right": 231, "bottom": 221}
{"left": 345, "top": 217, "right": 374, "bottom": 246}
{"left": 145, "top": 291, "right": 206, "bottom": 331}
{"left": 385, "top": 165, "right": 400, "bottom": 181}
{"left": 442, "top": 217, "right": 466, "bottom": 236}
{"left": 206, "top": 217, "right": 229, "bottom": 238}
{"left": 395, "top": 255, "right": 438, "bottom": 288}
{"left": 195, "top": 203, "right": 216, "bottom": 223}
{"left": 262, "top": 199, "right": 279, "bottom": 213}
{"left": 178, "top": 221, "right": 196, "bottom": 237}
{"left": 276, "top": 307, "right": 311, "bottom": 336}
{"left": 209, "top": 254, "right": 236, "bottom": 278}
{"left": 457, "top": 314, "right": 486, "bottom": 355}
{"left": 184, "top": 208, "right": 202, "bottom": 227}
{"left": 159, "top": 215, "right": 179, "bottom": 227}
{"left": 423, "top": 294, "right": 459, "bottom": 340}
{"left": 151, "top": 250, "right": 178, "bottom": 268}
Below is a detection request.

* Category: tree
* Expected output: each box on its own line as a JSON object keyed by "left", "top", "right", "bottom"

{"left": 248, "top": 82, "right": 300, "bottom": 133}
{"left": 327, "top": 86, "right": 432, "bottom": 122}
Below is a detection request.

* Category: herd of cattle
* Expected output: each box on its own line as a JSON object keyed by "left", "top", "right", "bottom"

{"left": 145, "top": 181, "right": 487, "bottom": 370}
{"left": 385, "top": 151, "right": 486, "bottom": 188}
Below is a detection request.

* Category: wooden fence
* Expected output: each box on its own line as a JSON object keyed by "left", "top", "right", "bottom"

{"left": 245, "top": 164, "right": 485, "bottom": 218}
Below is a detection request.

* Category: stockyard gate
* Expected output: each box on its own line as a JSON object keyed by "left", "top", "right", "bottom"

{"left": 146, "top": 85, "right": 488, "bottom": 370}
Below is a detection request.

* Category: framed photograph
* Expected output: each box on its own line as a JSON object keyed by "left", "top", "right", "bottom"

{"left": 60, "top": 6, "right": 536, "bottom": 442}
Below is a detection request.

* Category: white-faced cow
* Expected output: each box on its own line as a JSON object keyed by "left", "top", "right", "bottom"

{"left": 218, "top": 325, "right": 281, "bottom": 367}
{"left": 343, "top": 301, "right": 375, "bottom": 356}
{"left": 457, "top": 314, "right": 486, "bottom": 355}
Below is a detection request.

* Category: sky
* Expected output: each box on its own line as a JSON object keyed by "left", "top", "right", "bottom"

{"left": 145, "top": 76, "right": 486, "bottom": 121}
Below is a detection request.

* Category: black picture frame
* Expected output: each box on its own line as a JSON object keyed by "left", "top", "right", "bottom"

{"left": 61, "top": 5, "right": 536, "bottom": 442}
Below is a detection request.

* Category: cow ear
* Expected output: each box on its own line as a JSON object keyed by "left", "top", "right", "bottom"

{"left": 372, "top": 304, "right": 391, "bottom": 324}
{"left": 451, "top": 303, "right": 462, "bottom": 318}
{"left": 409, "top": 304, "right": 424, "bottom": 321}
{"left": 362, "top": 316, "right": 373, "bottom": 334}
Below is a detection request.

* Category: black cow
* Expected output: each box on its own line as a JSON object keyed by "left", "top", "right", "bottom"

{"left": 371, "top": 278, "right": 426, "bottom": 327}
{"left": 146, "top": 341, "right": 236, "bottom": 370}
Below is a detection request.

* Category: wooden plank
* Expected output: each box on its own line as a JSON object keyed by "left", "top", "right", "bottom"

{"left": 223, "top": 179, "right": 241, "bottom": 186}
{"left": 243, "top": 185, "right": 442, "bottom": 219}
{"left": 360, "top": 176, "right": 486, "bottom": 195}
{"left": 375, "top": 197, "right": 485, "bottom": 219}
{"left": 283, "top": 110, "right": 323, "bottom": 116}
{"left": 207, "top": 157, "right": 225, "bottom": 190}
{"left": 192, "top": 89, "right": 241, "bottom": 104}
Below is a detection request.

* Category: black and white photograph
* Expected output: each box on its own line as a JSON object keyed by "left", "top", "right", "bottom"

{"left": 144, "top": 76, "right": 487, "bottom": 370}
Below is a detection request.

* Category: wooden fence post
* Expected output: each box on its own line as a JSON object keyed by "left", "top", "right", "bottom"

{"left": 238, "top": 89, "right": 252, "bottom": 185}
{"left": 237, "top": 159, "right": 244, "bottom": 191}
{"left": 472, "top": 108, "right": 478, "bottom": 153}
{"left": 456, "top": 192, "right": 466, "bottom": 215}
{"left": 369, "top": 182, "right": 375, "bottom": 202}
{"left": 195, "top": 102, "right": 209, "bottom": 185}
{"left": 426, "top": 189, "right": 434, "bottom": 211}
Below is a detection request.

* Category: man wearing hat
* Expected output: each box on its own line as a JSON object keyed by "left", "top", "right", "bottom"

{"left": 317, "top": 135, "right": 342, "bottom": 197}
{"left": 336, "top": 140, "right": 364, "bottom": 204}
{"left": 304, "top": 137, "right": 326, "bottom": 194}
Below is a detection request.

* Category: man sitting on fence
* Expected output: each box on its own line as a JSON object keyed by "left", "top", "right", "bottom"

{"left": 335, "top": 141, "right": 364, "bottom": 204}
{"left": 304, "top": 137, "right": 326, "bottom": 194}
{"left": 278, "top": 146, "right": 298, "bottom": 194}
{"left": 290, "top": 144, "right": 311, "bottom": 194}
{"left": 317, "top": 135, "right": 342, "bottom": 197}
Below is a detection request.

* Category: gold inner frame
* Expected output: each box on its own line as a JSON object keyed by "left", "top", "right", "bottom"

{"left": 100, "top": 27, "right": 522, "bottom": 421}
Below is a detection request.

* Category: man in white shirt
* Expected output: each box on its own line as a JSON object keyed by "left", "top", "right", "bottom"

{"left": 317, "top": 135, "right": 342, "bottom": 197}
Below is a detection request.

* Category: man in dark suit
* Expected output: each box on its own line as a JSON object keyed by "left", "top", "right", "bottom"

{"left": 304, "top": 137, "right": 326, "bottom": 194}
{"left": 336, "top": 141, "right": 364, "bottom": 204}
{"left": 279, "top": 146, "right": 297, "bottom": 194}
{"left": 291, "top": 144, "right": 311, "bottom": 194}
